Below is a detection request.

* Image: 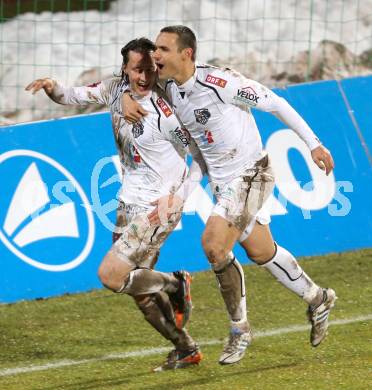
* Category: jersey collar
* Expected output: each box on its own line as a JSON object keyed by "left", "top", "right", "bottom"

{"left": 177, "top": 65, "right": 197, "bottom": 94}
{"left": 131, "top": 90, "right": 152, "bottom": 101}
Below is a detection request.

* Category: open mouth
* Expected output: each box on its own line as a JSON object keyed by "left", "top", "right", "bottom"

{"left": 137, "top": 81, "right": 150, "bottom": 90}
{"left": 156, "top": 63, "right": 164, "bottom": 71}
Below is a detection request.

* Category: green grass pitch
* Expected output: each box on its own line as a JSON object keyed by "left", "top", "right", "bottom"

{"left": 0, "top": 249, "right": 371, "bottom": 389}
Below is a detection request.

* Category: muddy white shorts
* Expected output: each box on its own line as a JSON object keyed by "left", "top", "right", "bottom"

{"left": 212, "top": 155, "right": 275, "bottom": 234}
{"left": 112, "top": 202, "right": 181, "bottom": 269}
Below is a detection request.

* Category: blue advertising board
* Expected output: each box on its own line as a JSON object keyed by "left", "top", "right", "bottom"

{"left": 0, "top": 76, "right": 371, "bottom": 303}
{"left": 0, "top": 114, "right": 118, "bottom": 302}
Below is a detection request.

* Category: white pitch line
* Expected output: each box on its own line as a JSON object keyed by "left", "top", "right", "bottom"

{"left": 1, "top": 314, "right": 371, "bottom": 378}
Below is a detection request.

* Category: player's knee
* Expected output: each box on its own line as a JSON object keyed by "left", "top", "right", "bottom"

{"left": 97, "top": 258, "right": 109, "bottom": 285}
{"left": 244, "top": 245, "right": 276, "bottom": 264}
{"left": 97, "top": 262, "right": 116, "bottom": 291}
{"left": 97, "top": 254, "right": 129, "bottom": 292}
{"left": 202, "top": 234, "right": 228, "bottom": 266}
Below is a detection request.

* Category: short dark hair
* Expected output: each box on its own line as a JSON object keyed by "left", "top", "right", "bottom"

{"left": 160, "top": 25, "right": 197, "bottom": 61}
{"left": 120, "top": 37, "right": 156, "bottom": 81}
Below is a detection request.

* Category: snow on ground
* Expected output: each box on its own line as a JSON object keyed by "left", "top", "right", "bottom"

{"left": 0, "top": 0, "right": 371, "bottom": 123}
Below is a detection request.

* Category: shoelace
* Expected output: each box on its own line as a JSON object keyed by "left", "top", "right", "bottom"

{"left": 223, "top": 332, "right": 244, "bottom": 353}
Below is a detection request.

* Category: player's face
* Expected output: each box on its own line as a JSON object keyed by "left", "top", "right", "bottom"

{"left": 123, "top": 50, "right": 157, "bottom": 97}
{"left": 153, "top": 32, "right": 185, "bottom": 81}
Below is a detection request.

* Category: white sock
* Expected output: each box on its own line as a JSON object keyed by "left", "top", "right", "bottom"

{"left": 261, "top": 244, "right": 322, "bottom": 305}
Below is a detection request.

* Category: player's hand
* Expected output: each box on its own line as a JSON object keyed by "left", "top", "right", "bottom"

{"left": 311, "top": 145, "right": 334, "bottom": 175}
{"left": 25, "top": 78, "right": 55, "bottom": 95}
{"left": 148, "top": 194, "right": 184, "bottom": 225}
{"left": 121, "top": 92, "right": 148, "bottom": 123}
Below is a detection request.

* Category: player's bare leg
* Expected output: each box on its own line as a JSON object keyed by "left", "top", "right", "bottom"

{"left": 98, "top": 250, "right": 192, "bottom": 329}
{"left": 98, "top": 246, "right": 201, "bottom": 370}
{"left": 240, "top": 222, "right": 337, "bottom": 346}
{"left": 99, "top": 206, "right": 193, "bottom": 328}
{"left": 202, "top": 215, "right": 252, "bottom": 365}
{"left": 98, "top": 250, "right": 178, "bottom": 294}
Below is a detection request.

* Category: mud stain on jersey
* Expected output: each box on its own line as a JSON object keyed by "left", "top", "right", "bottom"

{"left": 87, "top": 91, "right": 100, "bottom": 103}
{"left": 222, "top": 148, "right": 238, "bottom": 162}
{"left": 50, "top": 92, "right": 64, "bottom": 103}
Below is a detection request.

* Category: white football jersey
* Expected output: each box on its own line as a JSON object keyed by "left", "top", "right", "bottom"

{"left": 52, "top": 78, "right": 197, "bottom": 208}
{"left": 165, "top": 65, "right": 321, "bottom": 184}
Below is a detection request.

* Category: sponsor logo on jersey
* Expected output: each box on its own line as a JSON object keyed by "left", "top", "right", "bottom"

{"left": 205, "top": 74, "right": 227, "bottom": 88}
{"left": 194, "top": 108, "right": 211, "bottom": 125}
{"left": 202, "top": 130, "right": 214, "bottom": 144}
{"left": 234, "top": 86, "right": 260, "bottom": 105}
{"left": 132, "top": 145, "right": 141, "bottom": 163}
{"left": 156, "top": 97, "right": 172, "bottom": 117}
{"left": 132, "top": 121, "right": 144, "bottom": 138}
{"left": 174, "top": 127, "right": 191, "bottom": 147}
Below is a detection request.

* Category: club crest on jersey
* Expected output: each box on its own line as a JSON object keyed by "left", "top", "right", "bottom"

{"left": 205, "top": 74, "right": 227, "bottom": 88}
{"left": 132, "top": 121, "right": 144, "bottom": 138}
{"left": 156, "top": 97, "right": 172, "bottom": 117}
{"left": 234, "top": 86, "right": 260, "bottom": 105}
{"left": 194, "top": 108, "right": 211, "bottom": 125}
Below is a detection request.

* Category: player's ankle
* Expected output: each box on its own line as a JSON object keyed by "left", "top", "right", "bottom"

{"left": 308, "top": 287, "right": 324, "bottom": 307}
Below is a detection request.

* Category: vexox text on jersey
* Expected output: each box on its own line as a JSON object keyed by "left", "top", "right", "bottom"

{"left": 173, "top": 127, "right": 190, "bottom": 147}
{"left": 234, "top": 86, "right": 260, "bottom": 105}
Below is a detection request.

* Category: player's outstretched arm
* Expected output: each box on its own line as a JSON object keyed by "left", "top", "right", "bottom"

{"left": 311, "top": 145, "right": 334, "bottom": 175}
{"left": 25, "top": 78, "right": 56, "bottom": 96}
{"left": 25, "top": 77, "right": 66, "bottom": 105}
{"left": 269, "top": 97, "right": 335, "bottom": 175}
{"left": 243, "top": 80, "right": 335, "bottom": 175}
{"left": 220, "top": 71, "right": 335, "bottom": 176}
{"left": 26, "top": 78, "right": 111, "bottom": 106}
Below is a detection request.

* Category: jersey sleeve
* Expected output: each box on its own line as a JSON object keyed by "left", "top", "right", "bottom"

{"left": 50, "top": 79, "right": 112, "bottom": 106}
{"left": 204, "top": 68, "right": 322, "bottom": 150}
{"left": 202, "top": 67, "right": 278, "bottom": 111}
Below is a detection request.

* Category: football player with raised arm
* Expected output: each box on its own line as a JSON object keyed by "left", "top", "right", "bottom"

{"left": 26, "top": 38, "right": 206, "bottom": 372}
{"left": 122, "top": 26, "right": 337, "bottom": 366}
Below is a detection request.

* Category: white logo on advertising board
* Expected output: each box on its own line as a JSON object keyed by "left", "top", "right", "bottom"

{"left": 0, "top": 150, "right": 95, "bottom": 272}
